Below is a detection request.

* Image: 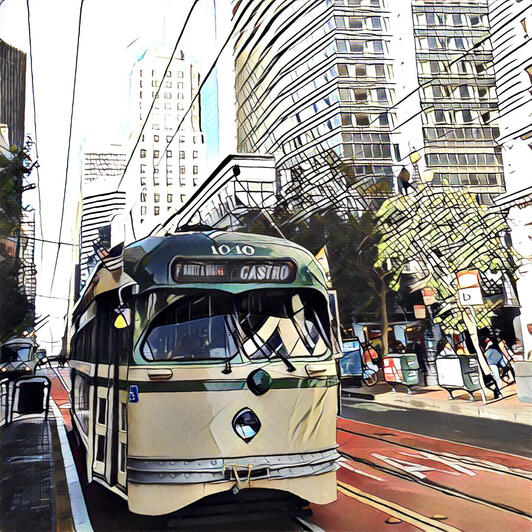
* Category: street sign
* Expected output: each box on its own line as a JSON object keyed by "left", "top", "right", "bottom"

{"left": 457, "top": 270, "right": 483, "bottom": 306}
{"left": 458, "top": 287, "right": 483, "bottom": 306}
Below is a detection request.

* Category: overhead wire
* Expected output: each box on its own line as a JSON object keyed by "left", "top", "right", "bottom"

{"left": 115, "top": 0, "right": 200, "bottom": 191}
{"left": 25, "top": 0, "right": 44, "bottom": 259}
{"left": 49, "top": 0, "right": 85, "bottom": 295}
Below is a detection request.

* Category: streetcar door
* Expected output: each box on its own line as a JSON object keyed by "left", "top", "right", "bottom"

{"left": 93, "top": 296, "right": 122, "bottom": 487}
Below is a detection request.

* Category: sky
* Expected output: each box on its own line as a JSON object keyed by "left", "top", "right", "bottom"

{"left": 0, "top": 0, "right": 227, "bottom": 354}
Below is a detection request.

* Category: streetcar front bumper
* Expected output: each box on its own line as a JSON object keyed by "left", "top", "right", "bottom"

{"left": 127, "top": 447, "right": 339, "bottom": 485}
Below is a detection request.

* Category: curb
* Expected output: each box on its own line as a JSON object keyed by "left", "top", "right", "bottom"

{"left": 343, "top": 391, "right": 532, "bottom": 426}
{"left": 50, "top": 400, "right": 93, "bottom": 532}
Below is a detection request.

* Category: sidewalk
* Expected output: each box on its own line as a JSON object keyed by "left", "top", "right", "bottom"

{"left": 0, "top": 369, "right": 91, "bottom": 532}
{"left": 343, "top": 381, "right": 532, "bottom": 426}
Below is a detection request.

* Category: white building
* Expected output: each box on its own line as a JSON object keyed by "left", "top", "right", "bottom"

{"left": 79, "top": 143, "right": 127, "bottom": 287}
{"left": 490, "top": 0, "right": 532, "bottom": 355}
{"left": 128, "top": 49, "right": 206, "bottom": 238}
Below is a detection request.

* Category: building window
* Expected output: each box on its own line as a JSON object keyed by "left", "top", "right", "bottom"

{"left": 177, "top": 71, "right": 184, "bottom": 78}
{"left": 355, "top": 113, "right": 370, "bottom": 126}
{"left": 154, "top": 176, "right": 160, "bottom": 185}
{"left": 164, "top": 92, "right": 172, "bottom": 99}
{"left": 140, "top": 206, "right": 147, "bottom": 215}
{"left": 193, "top": 166, "right": 199, "bottom": 174}
{"left": 140, "top": 149, "right": 146, "bottom": 158}
{"left": 354, "top": 89, "right": 368, "bottom": 101}
{"left": 154, "top": 168, "right": 159, "bottom": 174}
{"left": 140, "top": 164, "right": 146, "bottom": 173}
{"left": 167, "top": 176, "right": 173, "bottom": 186}
{"left": 193, "top": 150, "right": 198, "bottom": 159}
{"left": 167, "top": 165, "right": 173, "bottom": 173}
{"left": 180, "top": 165, "right": 186, "bottom": 174}
{"left": 349, "top": 17, "right": 363, "bottom": 30}
{"left": 180, "top": 194, "right": 186, "bottom": 202}
{"left": 179, "top": 150, "right": 185, "bottom": 159}
{"left": 165, "top": 81, "right": 172, "bottom": 88}
{"left": 154, "top": 193, "right": 160, "bottom": 203}
{"left": 355, "top": 64, "right": 367, "bottom": 77}
{"left": 141, "top": 192, "right": 146, "bottom": 202}
{"left": 153, "top": 150, "right": 159, "bottom": 158}
{"left": 154, "top": 135, "right": 159, "bottom": 142}
{"left": 166, "top": 135, "right": 173, "bottom": 142}
{"left": 193, "top": 178, "right": 198, "bottom": 186}
{"left": 167, "top": 194, "right": 173, "bottom": 203}
{"left": 459, "top": 85, "right": 470, "bottom": 99}
{"left": 167, "top": 150, "right": 173, "bottom": 157}
{"left": 154, "top": 206, "right": 160, "bottom": 215}
{"left": 177, "top": 82, "right": 183, "bottom": 89}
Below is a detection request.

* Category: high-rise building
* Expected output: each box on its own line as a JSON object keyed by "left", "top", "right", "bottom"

{"left": 490, "top": 0, "right": 532, "bottom": 353}
{"left": 392, "top": 0, "right": 505, "bottom": 202}
{"left": 0, "top": 39, "right": 26, "bottom": 149}
{"left": 129, "top": 49, "right": 206, "bottom": 235}
{"left": 79, "top": 144, "right": 128, "bottom": 288}
{"left": 232, "top": 0, "right": 396, "bottom": 214}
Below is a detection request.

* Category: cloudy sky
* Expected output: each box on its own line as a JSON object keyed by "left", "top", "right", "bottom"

{"left": 0, "top": 0, "right": 226, "bottom": 353}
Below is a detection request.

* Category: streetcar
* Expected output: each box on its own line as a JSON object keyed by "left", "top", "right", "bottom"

{"left": 0, "top": 336, "right": 39, "bottom": 379}
{"left": 69, "top": 231, "right": 341, "bottom": 515}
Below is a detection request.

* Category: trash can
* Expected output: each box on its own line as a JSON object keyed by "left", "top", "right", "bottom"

{"left": 435, "top": 354, "right": 481, "bottom": 400}
{"left": 383, "top": 353, "right": 420, "bottom": 392}
{"left": 515, "top": 361, "right": 532, "bottom": 403}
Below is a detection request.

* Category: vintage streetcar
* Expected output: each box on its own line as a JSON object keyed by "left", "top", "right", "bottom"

{"left": 0, "top": 337, "right": 39, "bottom": 379}
{"left": 69, "top": 231, "right": 341, "bottom": 515}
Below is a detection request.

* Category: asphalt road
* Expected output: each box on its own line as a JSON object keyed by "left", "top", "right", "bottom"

{"left": 340, "top": 397, "right": 532, "bottom": 458}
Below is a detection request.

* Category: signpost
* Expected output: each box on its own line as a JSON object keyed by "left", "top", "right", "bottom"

{"left": 456, "top": 270, "right": 490, "bottom": 403}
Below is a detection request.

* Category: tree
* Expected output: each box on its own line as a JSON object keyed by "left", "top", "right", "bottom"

{"left": 239, "top": 209, "right": 395, "bottom": 355}
{"left": 0, "top": 144, "right": 35, "bottom": 341}
{"left": 374, "top": 184, "right": 518, "bottom": 377}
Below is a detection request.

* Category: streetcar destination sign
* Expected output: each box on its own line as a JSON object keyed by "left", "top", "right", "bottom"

{"left": 171, "top": 260, "right": 296, "bottom": 283}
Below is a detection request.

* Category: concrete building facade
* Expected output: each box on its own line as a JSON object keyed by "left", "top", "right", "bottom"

{"left": 232, "top": 0, "right": 397, "bottom": 214}
{"left": 129, "top": 49, "right": 206, "bottom": 236}
{"left": 0, "top": 39, "right": 26, "bottom": 149}
{"left": 79, "top": 144, "right": 127, "bottom": 288}
{"left": 490, "top": 0, "right": 532, "bottom": 355}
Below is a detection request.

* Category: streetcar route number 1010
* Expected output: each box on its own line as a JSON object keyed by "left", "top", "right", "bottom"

{"left": 211, "top": 244, "right": 255, "bottom": 256}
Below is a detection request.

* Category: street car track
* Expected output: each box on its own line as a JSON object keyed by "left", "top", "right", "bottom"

{"left": 338, "top": 424, "right": 532, "bottom": 481}
{"left": 337, "top": 428, "right": 532, "bottom": 520}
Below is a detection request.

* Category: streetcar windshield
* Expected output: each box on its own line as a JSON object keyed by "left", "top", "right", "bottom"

{"left": 139, "top": 290, "right": 331, "bottom": 362}
{"left": 0, "top": 344, "right": 32, "bottom": 362}
{"left": 235, "top": 290, "right": 330, "bottom": 360}
{"left": 141, "top": 293, "right": 238, "bottom": 361}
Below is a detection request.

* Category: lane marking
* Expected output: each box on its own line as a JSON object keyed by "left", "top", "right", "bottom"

{"left": 51, "top": 395, "right": 93, "bottom": 531}
{"left": 338, "top": 457, "right": 385, "bottom": 482}
{"left": 337, "top": 481, "right": 460, "bottom": 532}
{"left": 338, "top": 425, "right": 532, "bottom": 480}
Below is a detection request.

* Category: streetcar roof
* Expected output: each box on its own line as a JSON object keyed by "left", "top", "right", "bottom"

{"left": 73, "top": 231, "right": 328, "bottom": 319}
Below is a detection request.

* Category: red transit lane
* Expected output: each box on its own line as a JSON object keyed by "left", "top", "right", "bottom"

{"left": 45, "top": 368, "right": 531, "bottom": 531}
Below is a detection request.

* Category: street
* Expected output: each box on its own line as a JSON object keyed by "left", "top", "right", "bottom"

{"left": 38, "top": 365, "right": 532, "bottom": 531}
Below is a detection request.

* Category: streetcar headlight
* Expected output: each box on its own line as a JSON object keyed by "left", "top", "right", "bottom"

{"left": 25, "top": 366, "right": 31, "bottom": 371}
{"left": 232, "top": 408, "right": 261, "bottom": 443}
{"left": 1, "top": 367, "right": 6, "bottom": 372}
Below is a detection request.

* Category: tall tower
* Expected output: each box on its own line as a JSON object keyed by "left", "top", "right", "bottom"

{"left": 129, "top": 49, "right": 206, "bottom": 235}
{"left": 79, "top": 143, "right": 127, "bottom": 288}
{"left": 232, "top": 0, "right": 397, "bottom": 214}
{"left": 0, "top": 39, "right": 26, "bottom": 149}
{"left": 409, "top": 0, "right": 505, "bottom": 203}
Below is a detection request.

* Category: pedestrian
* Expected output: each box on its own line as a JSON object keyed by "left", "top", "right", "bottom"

{"left": 482, "top": 337, "right": 513, "bottom": 387}
{"left": 362, "top": 342, "right": 380, "bottom": 368}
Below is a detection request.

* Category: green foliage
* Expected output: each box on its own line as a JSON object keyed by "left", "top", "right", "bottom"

{"left": 375, "top": 185, "right": 518, "bottom": 334}
{"left": 0, "top": 145, "right": 34, "bottom": 341}
{"left": 239, "top": 208, "right": 392, "bottom": 327}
